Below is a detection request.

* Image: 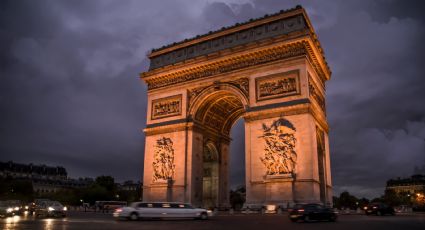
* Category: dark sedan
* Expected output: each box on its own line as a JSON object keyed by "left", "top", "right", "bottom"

{"left": 289, "top": 203, "right": 337, "bottom": 222}
{"left": 364, "top": 203, "right": 395, "bottom": 216}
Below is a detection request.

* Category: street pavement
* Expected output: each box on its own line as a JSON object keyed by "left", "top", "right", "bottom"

{"left": 1, "top": 211, "right": 424, "bottom": 230}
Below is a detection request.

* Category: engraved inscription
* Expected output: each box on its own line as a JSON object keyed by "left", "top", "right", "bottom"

{"left": 259, "top": 118, "right": 297, "bottom": 176}
{"left": 151, "top": 95, "right": 182, "bottom": 120}
{"left": 256, "top": 70, "right": 300, "bottom": 101}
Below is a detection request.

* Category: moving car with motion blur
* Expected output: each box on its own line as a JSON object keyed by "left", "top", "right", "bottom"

{"left": 0, "top": 201, "right": 15, "bottom": 218}
{"left": 364, "top": 203, "right": 395, "bottom": 216}
{"left": 289, "top": 203, "right": 337, "bottom": 222}
{"left": 0, "top": 200, "right": 25, "bottom": 217}
{"left": 113, "top": 202, "right": 212, "bottom": 221}
{"left": 34, "top": 200, "right": 67, "bottom": 218}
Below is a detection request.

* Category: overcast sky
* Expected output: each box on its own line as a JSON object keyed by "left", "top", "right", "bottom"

{"left": 1, "top": 0, "right": 425, "bottom": 199}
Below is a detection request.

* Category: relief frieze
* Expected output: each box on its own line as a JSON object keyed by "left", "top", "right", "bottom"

{"left": 146, "top": 42, "right": 309, "bottom": 90}
{"left": 308, "top": 74, "right": 326, "bottom": 112}
{"left": 152, "top": 137, "right": 175, "bottom": 182}
{"left": 151, "top": 94, "right": 182, "bottom": 120}
{"left": 187, "top": 78, "right": 249, "bottom": 108}
{"left": 149, "top": 15, "right": 306, "bottom": 70}
{"left": 255, "top": 70, "right": 300, "bottom": 101}
{"left": 259, "top": 118, "right": 297, "bottom": 176}
{"left": 229, "top": 78, "right": 249, "bottom": 98}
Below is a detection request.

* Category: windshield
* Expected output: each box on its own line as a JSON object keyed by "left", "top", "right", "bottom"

{"left": 46, "top": 201, "right": 63, "bottom": 207}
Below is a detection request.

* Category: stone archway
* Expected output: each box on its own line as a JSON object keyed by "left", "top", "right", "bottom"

{"left": 141, "top": 6, "right": 333, "bottom": 208}
{"left": 187, "top": 86, "right": 248, "bottom": 208}
{"left": 202, "top": 141, "right": 219, "bottom": 209}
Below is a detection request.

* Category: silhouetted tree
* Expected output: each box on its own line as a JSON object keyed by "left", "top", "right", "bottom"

{"left": 230, "top": 186, "right": 246, "bottom": 210}
{"left": 95, "top": 176, "right": 116, "bottom": 191}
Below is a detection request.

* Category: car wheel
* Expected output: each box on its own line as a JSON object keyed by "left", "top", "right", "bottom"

{"left": 200, "top": 212, "right": 208, "bottom": 220}
{"left": 304, "top": 215, "right": 311, "bottom": 222}
{"left": 329, "top": 215, "right": 337, "bottom": 222}
{"left": 377, "top": 211, "right": 382, "bottom": 216}
{"left": 290, "top": 218, "right": 298, "bottom": 223}
{"left": 129, "top": 212, "right": 138, "bottom": 221}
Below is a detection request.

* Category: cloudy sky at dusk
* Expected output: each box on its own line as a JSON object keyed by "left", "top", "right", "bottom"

{"left": 1, "top": 0, "right": 425, "bottom": 199}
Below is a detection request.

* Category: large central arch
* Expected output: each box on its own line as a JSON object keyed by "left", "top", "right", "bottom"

{"left": 188, "top": 85, "right": 248, "bottom": 207}
{"left": 141, "top": 6, "right": 333, "bottom": 208}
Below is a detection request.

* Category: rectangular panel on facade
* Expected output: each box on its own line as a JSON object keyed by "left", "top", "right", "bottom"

{"left": 255, "top": 70, "right": 300, "bottom": 101}
{"left": 151, "top": 94, "right": 182, "bottom": 120}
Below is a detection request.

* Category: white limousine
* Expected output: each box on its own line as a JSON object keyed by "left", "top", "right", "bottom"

{"left": 113, "top": 202, "right": 212, "bottom": 220}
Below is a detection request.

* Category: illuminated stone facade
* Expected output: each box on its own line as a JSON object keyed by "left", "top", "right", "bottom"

{"left": 140, "top": 6, "right": 333, "bottom": 208}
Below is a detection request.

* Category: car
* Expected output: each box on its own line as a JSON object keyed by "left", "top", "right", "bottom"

{"left": 113, "top": 202, "right": 212, "bottom": 221}
{"left": 0, "top": 201, "right": 15, "bottom": 218}
{"left": 34, "top": 200, "right": 67, "bottom": 218}
{"left": 289, "top": 203, "right": 337, "bottom": 222}
{"left": 364, "top": 203, "right": 395, "bottom": 216}
{"left": 0, "top": 200, "right": 24, "bottom": 217}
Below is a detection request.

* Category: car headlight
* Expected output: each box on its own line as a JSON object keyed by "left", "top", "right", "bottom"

{"left": 14, "top": 207, "right": 19, "bottom": 211}
{"left": 48, "top": 207, "right": 55, "bottom": 211}
{"left": 63, "top": 207, "right": 67, "bottom": 211}
{"left": 25, "top": 206, "right": 29, "bottom": 210}
{"left": 7, "top": 208, "right": 13, "bottom": 213}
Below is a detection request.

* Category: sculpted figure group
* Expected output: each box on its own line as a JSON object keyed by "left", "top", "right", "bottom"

{"left": 260, "top": 118, "right": 297, "bottom": 176}
{"left": 152, "top": 137, "right": 175, "bottom": 181}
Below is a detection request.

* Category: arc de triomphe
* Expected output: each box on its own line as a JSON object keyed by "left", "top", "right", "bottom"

{"left": 140, "top": 6, "right": 332, "bottom": 208}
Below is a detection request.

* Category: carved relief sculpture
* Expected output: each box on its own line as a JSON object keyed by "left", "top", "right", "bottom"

{"left": 259, "top": 118, "right": 297, "bottom": 176}
{"left": 188, "top": 78, "right": 249, "bottom": 107}
{"left": 145, "top": 42, "right": 313, "bottom": 90}
{"left": 152, "top": 137, "right": 176, "bottom": 182}
{"left": 256, "top": 70, "right": 300, "bottom": 101}
{"left": 229, "top": 78, "right": 249, "bottom": 98}
{"left": 308, "top": 75, "right": 326, "bottom": 112}
{"left": 151, "top": 95, "right": 182, "bottom": 120}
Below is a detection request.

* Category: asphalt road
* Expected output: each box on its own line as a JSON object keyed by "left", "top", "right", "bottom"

{"left": 1, "top": 211, "right": 424, "bottom": 230}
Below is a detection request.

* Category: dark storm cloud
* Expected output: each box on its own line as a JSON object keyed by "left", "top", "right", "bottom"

{"left": 1, "top": 0, "right": 424, "bottom": 198}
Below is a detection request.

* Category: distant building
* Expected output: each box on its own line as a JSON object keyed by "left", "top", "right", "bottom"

{"left": 32, "top": 178, "right": 94, "bottom": 194}
{"left": 0, "top": 161, "right": 67, "bottom": 180}
{"left": 0, "top": 161, "right": 93, "bottom": 193}
{"left": 117, "top": 180, "right": 141, "bottom": 191}
{"left": 386, "top": 174, "right": 425, "bottom": 194}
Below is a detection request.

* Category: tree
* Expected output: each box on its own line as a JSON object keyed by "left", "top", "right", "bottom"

{"left": 336, "top": 191, "right": 358, "bottom": 209}
{"left": 0, "top": 177, "right": 34, "bottom": 202}
{"left": 95, "top": 176, "right": 115, "bottom": 192}
{"left": 230, "top": 186, "right": 246, "bottom": 210}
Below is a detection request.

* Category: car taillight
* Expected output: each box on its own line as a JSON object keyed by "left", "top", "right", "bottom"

{"left": 115, "top": 208, "right": 122, "bottom": 212}
{"left": 298, "top": 209, "right": 304, "bottom": 212}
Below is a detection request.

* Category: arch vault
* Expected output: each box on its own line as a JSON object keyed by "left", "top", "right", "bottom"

{"left": 140, "top": 6, "right": 333, "bottom": 208}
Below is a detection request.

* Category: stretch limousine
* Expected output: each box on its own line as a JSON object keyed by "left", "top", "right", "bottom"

{"left": 113, "top": 202, "right": 212, "bottom": 220}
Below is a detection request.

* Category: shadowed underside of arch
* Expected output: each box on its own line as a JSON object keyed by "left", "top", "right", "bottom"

{"left": 194, "top": 91, "right": 245, "bottom": 135}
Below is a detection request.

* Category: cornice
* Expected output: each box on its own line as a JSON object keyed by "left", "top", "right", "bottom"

{"left": 149, "top": 6, "right": 305, "bottom": 57}
{"left": 142, "top": 39, "right": 328, "bottom": 91}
